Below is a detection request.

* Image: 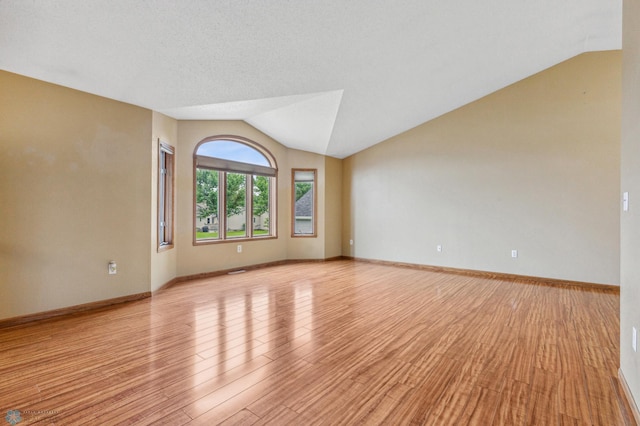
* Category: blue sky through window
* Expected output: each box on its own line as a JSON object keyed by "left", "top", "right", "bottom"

{"left": 197, "top": 140, "right": 270, "bottom": 166}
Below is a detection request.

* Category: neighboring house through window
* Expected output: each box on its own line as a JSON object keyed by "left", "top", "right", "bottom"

{"left": 292, "top": 169, "right": 316, "bottom": 237}
{"left": 194, "top": 136, "right": 277, "bottom": 244}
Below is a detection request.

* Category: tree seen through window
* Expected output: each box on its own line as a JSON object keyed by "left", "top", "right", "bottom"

{"left": 194, "top": 137, "right": 276, "bottom": 242}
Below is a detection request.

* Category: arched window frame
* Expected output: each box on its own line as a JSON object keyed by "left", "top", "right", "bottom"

{"left": 193, "top": 135, "right": 278, "bottom": 245}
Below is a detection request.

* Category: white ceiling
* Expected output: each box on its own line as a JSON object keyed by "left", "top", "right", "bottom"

{"left": 0, "top": 1, "right": 621, "bottom": 158}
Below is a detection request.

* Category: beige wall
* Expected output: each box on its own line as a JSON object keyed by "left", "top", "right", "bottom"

{"left": 151, "top": 111, "right": 178, "bottom": 292}
{"left": 2, "top": 52, "right": 629, "bottom": 422}
{"left": 0, "top": 72, "right": 343, "bottom": 320}
{"left": 324, "top": 156, "right": 343, "bottom": 259}
{"left": 343, "top": 51, "right": 621, "bottom": 285}
{"left": 0, "top": 71, "right": 152, "bottom": 319}
{"left": 175, "top": 121, "right": 338, "bottom": 277}
{"left": 621, "top": 0, "right": 640, "bottom": 411}
{"left": 176, "top": 121, "right": 288, "bottom": 277}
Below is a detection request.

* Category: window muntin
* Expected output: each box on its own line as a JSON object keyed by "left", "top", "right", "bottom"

{"left": 194, "top": 137, "right": 276, "bottom": 243}
{"left": 158, "top": 140, "right": 175, "bottom": 250}
{"left": 292, "top": 169, "right": 316, "bottom": 237}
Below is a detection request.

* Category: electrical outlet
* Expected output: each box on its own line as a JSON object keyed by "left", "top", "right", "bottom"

{"left": 633, "top": 327, "right": 637, "bottom": 352}
{"left": 108, "top": 261, "right": 117, "bottom": 275}
{"left": 511, "top": 250, "right": 518, "bottom": 258}
{"left": 237, "top": 245, "right": 242, "bottom": 253}
{"left": 350, "top": 239, "right": 354, "bottom": 246}
{"left": 437, "top": 244, "right": 442, "bottom": 252}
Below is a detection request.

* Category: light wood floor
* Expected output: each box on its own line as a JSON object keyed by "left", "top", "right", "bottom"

{"left": 0, "top": 260, "right": 635, "bottom": 425}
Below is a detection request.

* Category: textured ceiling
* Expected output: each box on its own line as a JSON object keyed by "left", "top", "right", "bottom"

{"left": 0, "top": 1, "right": 621, "bottom": 158}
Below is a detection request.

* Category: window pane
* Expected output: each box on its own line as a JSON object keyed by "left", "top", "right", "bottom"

{"left": 158, "top": 141, "right": 174, "bottom": 249}
{"left": 195, "top": 168, "right": 219, "bottom": 240}
{"left": 197, "top": 140, "right": 270, "bottom": 167}
{"left": 226, "top": 172, "right": 247, "bottom": 238}
{"left": 159, "top": 150, "right": 166, "bottom": 239}
{"left": 253, "top": 175, "right": 270, "bottom": 236}
{"left": 293, "top": 169, "right": 315, "bottom": 236}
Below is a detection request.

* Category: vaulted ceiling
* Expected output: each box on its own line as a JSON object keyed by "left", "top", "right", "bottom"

{"left": 0, "top": 1, "right": 621, "bottom": 158}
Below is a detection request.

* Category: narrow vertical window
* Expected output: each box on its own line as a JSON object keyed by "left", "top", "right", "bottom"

{"left": 158, "top": 140, "right": 175, "bottom": 250}
{"left": 292, "top": 169, "right": 316, "bottom": 237}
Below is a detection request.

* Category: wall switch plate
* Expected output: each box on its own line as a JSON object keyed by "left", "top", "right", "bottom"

{"left": 511, "top": 250, "right": 518, "bottom": 258}
{"left": 108, "top": 261, "right": 117, "bottom": 275}
{"left": 437, "top": 245, "right": 442, "bottom": 252}
{"left": 623, "top": 192, "right": 629, "bottom": 212}
{"left": 237, "top": 245, "right": 242, "bottom": 253}
{"left": 633, "top": 327, "right": 637, "bottom": 352}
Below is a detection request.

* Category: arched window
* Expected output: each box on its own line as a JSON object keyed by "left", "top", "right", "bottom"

{"left": 194, "top": 136, "right": 277, "bottom": 243}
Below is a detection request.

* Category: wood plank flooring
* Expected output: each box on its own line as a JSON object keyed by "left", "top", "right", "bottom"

{"left": 0, "top": 260, "right": 635, "bottom": 425}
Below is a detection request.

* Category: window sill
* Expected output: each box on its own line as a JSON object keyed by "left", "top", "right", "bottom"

{"left": 157, "top": 243, "right": 174, "bottom": 253}
{"left": 193, "top": 235, "right": 278, "bottom": 246}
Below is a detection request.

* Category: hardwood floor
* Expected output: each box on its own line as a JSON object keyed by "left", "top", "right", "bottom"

{"left": 0, "top": 260, "right": 635, "bottom": 425}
